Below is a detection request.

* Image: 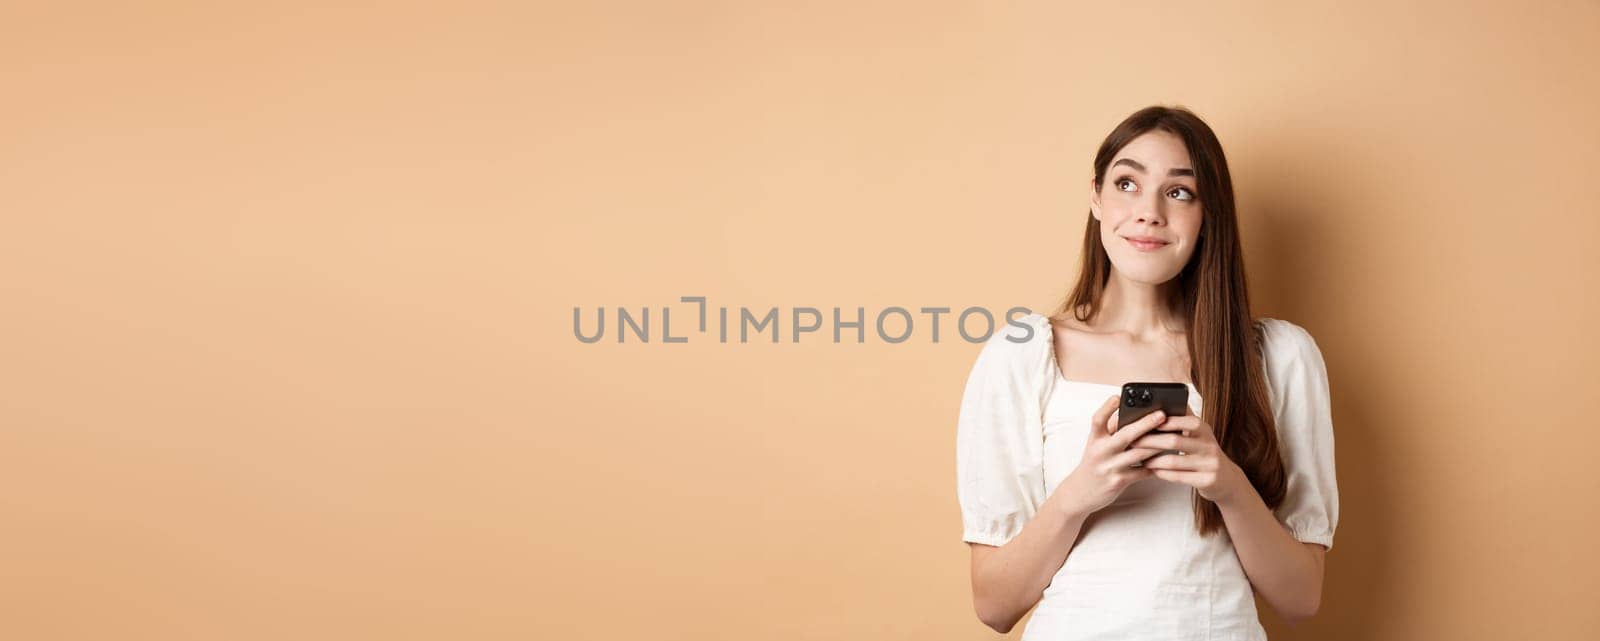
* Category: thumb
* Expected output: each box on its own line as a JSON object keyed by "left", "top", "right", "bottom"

{"left": 1089, "top": 395, "right": 1119, "bottom": 440}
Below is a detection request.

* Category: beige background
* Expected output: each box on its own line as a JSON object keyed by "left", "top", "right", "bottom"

{"left": 3, "top": 1, "right": 1598, "bottom": 639}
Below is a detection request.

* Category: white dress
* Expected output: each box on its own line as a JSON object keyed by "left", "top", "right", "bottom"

{"left": 955, "top": 312, "right": 1338, "bottom": 640}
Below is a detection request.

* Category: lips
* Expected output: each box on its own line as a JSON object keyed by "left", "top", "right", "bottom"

{"left": 1123, "top": 236, "right": 1170, "bottom": 251}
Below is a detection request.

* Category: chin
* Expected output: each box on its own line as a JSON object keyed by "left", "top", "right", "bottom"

{"left": 1108, "top": 260, "right": 1183, "bottom": 285}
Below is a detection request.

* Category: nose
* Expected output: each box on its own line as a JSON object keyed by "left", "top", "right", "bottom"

{"left": 1135, "top": 196, "right": 1168, "bottom": 226}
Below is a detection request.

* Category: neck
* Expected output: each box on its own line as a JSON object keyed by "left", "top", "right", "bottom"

{"left": 1091, "top": 270, "right": 1185, "bottom": 339}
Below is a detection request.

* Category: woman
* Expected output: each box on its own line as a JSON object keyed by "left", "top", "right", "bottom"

{"left": 955, "top": 105, "right": 1339, "bottom": 639}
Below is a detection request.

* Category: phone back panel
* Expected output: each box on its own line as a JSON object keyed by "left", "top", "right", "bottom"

{"left": 1116, "top": 382, "right": 1190, "bottom": 431}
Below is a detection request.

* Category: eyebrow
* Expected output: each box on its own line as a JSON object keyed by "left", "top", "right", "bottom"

{"left": 1112, "top": 158, "right": 1194, "bottom": 178}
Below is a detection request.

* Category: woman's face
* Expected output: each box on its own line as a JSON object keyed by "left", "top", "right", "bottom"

{"left": 1089, "top": 130, "right": 1203, "bottom": 286}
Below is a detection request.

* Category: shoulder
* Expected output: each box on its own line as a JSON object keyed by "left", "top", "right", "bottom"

{"left": 968, "top": 311, "right": 1055, "bottom": 380}
{"left": 1254, "top": 318, "right": 1325, "bottom": 366}
{"left": 1253, "top": 317, "right": 1331, "bottom": 397}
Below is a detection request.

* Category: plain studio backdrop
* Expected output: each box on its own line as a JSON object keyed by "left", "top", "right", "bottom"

{"left": 3, "top": 2, "right": 1597, "bottom": 639}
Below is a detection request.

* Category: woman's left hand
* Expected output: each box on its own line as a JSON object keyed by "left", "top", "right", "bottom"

{"left": 1130, "top": 415, "right": 1250, "bottom": 505}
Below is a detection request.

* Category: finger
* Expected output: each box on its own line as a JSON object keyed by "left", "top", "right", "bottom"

{"left": 1149, "top": 468, "right": 1206, "bottom": 486}
{"left": 1088, "top": 396, "right": 1119, "bottom": 440}
{"left": 1111, "top": 410, "right": 1170, "bottom": 449}
{"left": 1160, "top": 416, "right": 1205, "bottom": 437}
{"left": 1122, "top": 465, "right": 1155, "bottom": 483}
{"left": 1109, "top": 446, "right": 1168, "bottom": 469}
{"left": 1139, "top": 451, "right": 1206, "bottom": 471}
{"left": 1130, "top": 433, "right": 1206, "bottom": 453}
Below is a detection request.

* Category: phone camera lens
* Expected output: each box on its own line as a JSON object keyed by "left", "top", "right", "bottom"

{"left": 1124, "top": 388, "right": 1147, "bottom": 408}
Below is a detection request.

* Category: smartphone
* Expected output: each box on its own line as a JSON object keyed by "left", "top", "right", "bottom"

{"left": 1117, "top": 382, "right": 1189, "bottom": 467}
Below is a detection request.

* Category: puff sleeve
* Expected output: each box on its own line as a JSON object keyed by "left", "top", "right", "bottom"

{"left": 955, "top": 314, "right": 1055, "bottom": 547}
{"left": 1259, "top": 318, "right": 1340, "bottom": 551}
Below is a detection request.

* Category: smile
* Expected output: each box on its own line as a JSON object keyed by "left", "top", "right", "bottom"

{"left": 1124, "top": 237, "right": 1170, "bottom": 252}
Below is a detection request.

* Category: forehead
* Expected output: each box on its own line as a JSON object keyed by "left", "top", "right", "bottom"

{"left": 1111, "top": 130, "right": 1192, "bottom": 170}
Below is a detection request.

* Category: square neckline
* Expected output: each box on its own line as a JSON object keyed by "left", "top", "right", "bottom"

{"left": 1040, "top": 314, "right": 1198, "bottom": 393}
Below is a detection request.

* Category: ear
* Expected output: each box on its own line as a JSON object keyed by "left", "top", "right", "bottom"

{"left": 1088, "top": 176, "right": 1102, "bottom": 221}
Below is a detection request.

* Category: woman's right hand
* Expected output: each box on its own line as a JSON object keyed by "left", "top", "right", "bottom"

{"left": 1055, "top": 396, "right": 1171, "bottom": 516}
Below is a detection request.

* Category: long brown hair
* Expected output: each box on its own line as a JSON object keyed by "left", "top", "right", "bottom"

{"left": 1053, "top": 105, "right": 1285, "bottom": 536}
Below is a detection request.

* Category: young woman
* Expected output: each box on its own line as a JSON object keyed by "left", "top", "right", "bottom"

{"left": 955, "top": 106, "right": 1339, "bottom": 639}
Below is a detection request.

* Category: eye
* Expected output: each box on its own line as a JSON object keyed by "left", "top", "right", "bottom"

{"left": 1115, "top": 178, "right": 1137, "bottom": 192}
{"left": 1169, "top": 186, "right": 1195, "bottom": 202}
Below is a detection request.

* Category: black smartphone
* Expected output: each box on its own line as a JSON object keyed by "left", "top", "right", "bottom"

{"left": 1117, "top": 382, "right": 1189, "bottom": 467}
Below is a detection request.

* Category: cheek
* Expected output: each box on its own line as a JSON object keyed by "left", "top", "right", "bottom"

{"left": 1175, "top": 210, "right": 1203, "bottom": 243}
{"left": 1097, "top": 200, "right": 1133, "bottom": 227}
